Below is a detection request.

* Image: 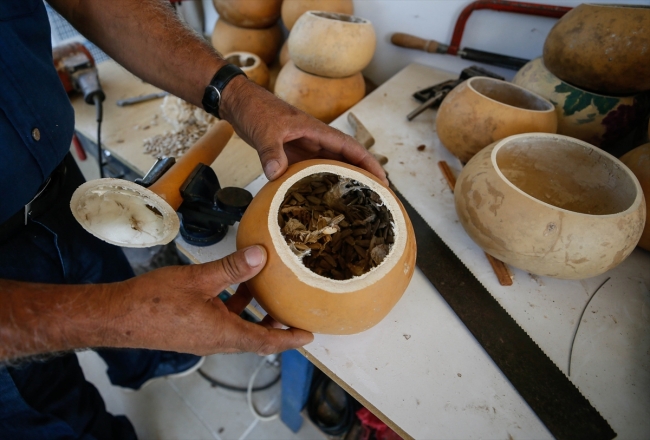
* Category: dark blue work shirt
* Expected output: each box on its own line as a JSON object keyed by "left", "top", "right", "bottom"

{"left": 0, "top": 0, "right": 75, "bottom": 224}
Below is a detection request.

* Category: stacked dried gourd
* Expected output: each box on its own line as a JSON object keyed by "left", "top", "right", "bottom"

{"left": 274, "top": 0, "right": 376, "bottom": 123}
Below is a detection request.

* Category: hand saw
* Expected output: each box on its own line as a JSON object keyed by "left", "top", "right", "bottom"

{"left": 389, "top": 183, "right": 615, "bottom": 440}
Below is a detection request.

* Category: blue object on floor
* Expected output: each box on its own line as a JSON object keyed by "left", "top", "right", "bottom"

{"left": 280, "top": 350, "right": 314, "bottom": 433}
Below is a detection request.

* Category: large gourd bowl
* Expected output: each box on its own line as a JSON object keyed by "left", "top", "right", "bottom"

{"left": 454, "top": 133, "right": 646, "bottom": 280}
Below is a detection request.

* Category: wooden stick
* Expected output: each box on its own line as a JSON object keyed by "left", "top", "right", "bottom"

{"left": 438, "top": 160, "right": 457, "bottom": 189}
{"left": 348, "top": 112, "right": 375, "bottom": 149}
{"left": 484, "top": 253, "right": 514, "bottom": 286}
{"left": 438, "top": 161, "right": 514, "bottom": 286}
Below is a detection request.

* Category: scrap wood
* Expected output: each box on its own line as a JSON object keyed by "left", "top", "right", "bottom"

{"left": 438, "top": 161, "right": 514, "bottom": 286}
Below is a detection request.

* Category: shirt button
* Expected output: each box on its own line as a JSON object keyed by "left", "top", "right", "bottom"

{"left": 32, "top": 128, "right": 41, "bottom": 141}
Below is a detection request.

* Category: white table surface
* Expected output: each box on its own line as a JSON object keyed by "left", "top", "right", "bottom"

{"left": 176, "top": 63, "right": 650, "bottom": 440}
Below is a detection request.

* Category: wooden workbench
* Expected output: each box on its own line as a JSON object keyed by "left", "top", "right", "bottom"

{"left": 73, "top": 60, "right": 650, "bottom": 439}
{"left": 71, "top": 60, "right": 262, "bottom": 188}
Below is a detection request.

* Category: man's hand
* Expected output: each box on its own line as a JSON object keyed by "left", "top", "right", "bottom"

{"left": 108, "top": 245, "right": 313, "bottom": 356}
{"left": 220, "top": 78, "right": 389, "bottom": 185}
{"left": 0, "top": 246, "right": 313, "bottom": 363}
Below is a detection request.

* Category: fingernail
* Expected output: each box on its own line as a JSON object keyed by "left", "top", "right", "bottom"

{"left": 264, "top": 160, "right": 280, "bottom": 179}
{"left": 245, "top": 246, "right": 264, "bottom": 267}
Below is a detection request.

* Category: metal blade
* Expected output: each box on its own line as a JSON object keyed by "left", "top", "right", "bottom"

{"left": 390, "top": 183, "right": 616, "bottom": 440}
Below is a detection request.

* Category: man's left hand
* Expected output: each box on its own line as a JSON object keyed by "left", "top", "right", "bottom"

{"left": 219, "top": 77, "right": 388, "bottom": 185}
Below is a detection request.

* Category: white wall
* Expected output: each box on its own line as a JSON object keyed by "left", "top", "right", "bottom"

{"left": 202, "top": 0, "right": 650, "bottom": 85}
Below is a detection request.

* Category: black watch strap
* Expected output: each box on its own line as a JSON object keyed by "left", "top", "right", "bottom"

{"left": 202, "top": 64, "right": 247, "bottom": 119}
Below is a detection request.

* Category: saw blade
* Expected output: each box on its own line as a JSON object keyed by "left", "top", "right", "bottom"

{"left": 391, "top": 183, "right": 616, "bottom": 440}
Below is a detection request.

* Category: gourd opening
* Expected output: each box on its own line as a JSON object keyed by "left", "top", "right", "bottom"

{"left": 495, "top": 136, "right": 638, "bottom": 215}
{"left": 225, "top": 53, "right": 257, "bottom": 68}
{"left": 277, "top": 172, "right": 395, "bottom": 280}
{"left": 470, "top": 77, "right": 553, "bottom": 111}
{"left": 586, "top": 4, "right": 650, "bottom": 9}
{"left": 310, "top": 11, "right": 367, "bottom": 24}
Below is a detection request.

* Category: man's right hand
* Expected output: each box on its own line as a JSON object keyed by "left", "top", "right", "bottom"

{"left": 0, "top": 246, "right": 313, "bottom": 363}
{"left": 105, "top": 245, "right": 314, "bottom": 356}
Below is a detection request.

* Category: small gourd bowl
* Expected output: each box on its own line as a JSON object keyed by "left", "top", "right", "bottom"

{"left": 224, "top": 51, "right": 270, "bottom": 89}
{"left": 435, "top": 77, "right": 557, "bottom": 163}
{"left": 236, "top": 159, "right": 417, "bottom": 334}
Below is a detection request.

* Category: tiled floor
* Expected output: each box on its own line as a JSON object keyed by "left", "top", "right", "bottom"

{"left": 77, "top": 349, "right": 327, "bottom": 440}
{"left": 73, "top": 149, "right": 328, "bottom": 440}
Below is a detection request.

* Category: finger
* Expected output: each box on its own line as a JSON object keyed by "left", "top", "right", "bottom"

{"left": 199, "top": 245, "right": 267, "bottom": 297}
{"left": 334, "top": 134, "right": 388, "bottom": 185}
{"left": 308, "top": 125, "right": 388, "bottom": 184}
{"left": 259, "top": 314, "right": 283, "bottom": 329}
{"left": 227, "top": 318, "right": 314, "bottom": 355}
{"left": 257, "top": 141, "right": 288, "bottom": 180}
{"left": 357, "top": 153, "right": 388, "bottom": 186}
{"left": 224, "top": 282, "right": 254, "bottom": 315}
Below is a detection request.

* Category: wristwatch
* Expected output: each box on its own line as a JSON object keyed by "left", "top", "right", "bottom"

{"left": 202, "top": 64, "right": 247, "bottom": 119}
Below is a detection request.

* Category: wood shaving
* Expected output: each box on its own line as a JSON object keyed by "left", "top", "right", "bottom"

{"left": 142, "top": 96, "right": 216, "bottom": 158}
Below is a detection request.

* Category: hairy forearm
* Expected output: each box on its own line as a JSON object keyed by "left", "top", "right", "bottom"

{"left": 0, "top": 279, "right": 123, "bottom": 363}
{"left": 48, "top": 0, "right": 226, "bottom": 108}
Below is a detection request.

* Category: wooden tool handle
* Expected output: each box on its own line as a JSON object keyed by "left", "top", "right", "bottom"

{"left": 391, "top": 33, "right": 442, "bottom": 53}
{"left": 149, "top": 120, "right": 234, "bottom": 210}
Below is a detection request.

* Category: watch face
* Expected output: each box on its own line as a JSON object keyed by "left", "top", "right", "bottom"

{"left": 203, "top": 85, "right": 221, "bottom": 112}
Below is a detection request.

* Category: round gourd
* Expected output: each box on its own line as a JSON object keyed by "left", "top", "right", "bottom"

{"left": 620, "top": 143, "right": 650, "bottom": 251}
{"left": 236, "top": 159, "right": 416, "bottom": 334}
{"left": 211, "top": 18, "right": 283, "bottom": 65}
{"left": 274, "top": 61, "right": 364, "bottom": 123}
{"left": 213, "top": 0, "right": 282, "bottom": 29}
{"left": 543, "top": 3, "right": 650, "bottom": 95}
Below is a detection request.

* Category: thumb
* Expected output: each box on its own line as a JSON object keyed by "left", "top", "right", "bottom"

{"left": 205, "top": 245, "right": 267, "bottom": 293}
{"left": 257, "top": 142, "right": 288, "bottom": 181}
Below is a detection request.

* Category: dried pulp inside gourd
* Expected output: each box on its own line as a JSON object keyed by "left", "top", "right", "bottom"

{"left": 278, "top": 173, "right": 395, "bottom": 280}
